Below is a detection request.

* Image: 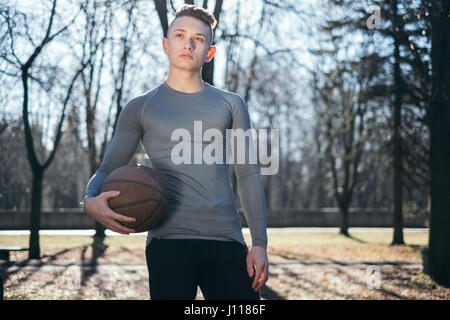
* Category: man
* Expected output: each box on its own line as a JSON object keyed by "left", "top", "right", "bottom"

{"left": 81, "top": 4, "right": 269, "bottom": 300}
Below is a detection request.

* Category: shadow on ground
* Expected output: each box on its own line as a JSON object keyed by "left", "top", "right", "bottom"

{"left": 1, "top": 234, "right": 449, "bottom": 300}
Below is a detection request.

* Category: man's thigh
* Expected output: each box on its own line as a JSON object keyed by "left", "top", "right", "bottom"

{"left": 195, "top": 240, "right": 260, "bottom": 300}
{"left": 145, "top": 238, "right": 198, "bottom": 300}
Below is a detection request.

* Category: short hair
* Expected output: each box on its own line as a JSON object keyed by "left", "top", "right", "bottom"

{"left": 170, "top": 4, "right": 217, "bottom": 45}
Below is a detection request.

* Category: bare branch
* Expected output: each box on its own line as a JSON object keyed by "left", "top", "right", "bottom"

{"left": 5, "top": 9, "right": 22, "bottom": 65}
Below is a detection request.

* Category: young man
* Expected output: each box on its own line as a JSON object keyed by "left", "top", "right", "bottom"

{"left": 81, "top": 4, "right": 269, "bottom": 300}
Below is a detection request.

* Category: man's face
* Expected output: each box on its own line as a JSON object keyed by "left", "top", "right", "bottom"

{"left": 163, "top": 16, "right": 216, "bottom": 72}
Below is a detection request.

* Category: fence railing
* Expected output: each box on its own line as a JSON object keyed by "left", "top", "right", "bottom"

{"left": 0, "top": 208, "right": 428, "bottom": 229}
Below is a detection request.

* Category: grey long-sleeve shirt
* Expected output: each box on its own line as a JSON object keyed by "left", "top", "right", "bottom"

{"left": 82, "top": 81, "right": 268, "bottom": 248}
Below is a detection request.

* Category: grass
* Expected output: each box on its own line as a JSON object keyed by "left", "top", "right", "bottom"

{"left": 265, "top": 229, "right": 427, "bottom": 247}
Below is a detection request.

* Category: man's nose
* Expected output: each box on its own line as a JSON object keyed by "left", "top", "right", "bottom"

{"left": 184, "top": 39, "right": 194, "bottom": 50}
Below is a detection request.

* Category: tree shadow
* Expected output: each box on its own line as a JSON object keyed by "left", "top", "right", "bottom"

{"left": 79, "top": 236, "right": 108, "bottom": 286}
{"left": 344, "top": 233, "right": 368, "bottom": 244}
{"left": 260, "top": 284, "right": 285, "bottom": 300}
{"left": 265, "top": 243, "right": 432, "bottom": 300}
{"left": 1, "top": 247, "right": 75, "bottom": 286}
{"left": 0, "top": 237, "right": 108, "bottom": 298}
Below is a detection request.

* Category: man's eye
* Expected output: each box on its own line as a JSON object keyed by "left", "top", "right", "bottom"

{"left": 195, "top": 37, "right": 203, "bottom": 41}
{"left": 176, "top": 34, "right": 182, "bottom": 37}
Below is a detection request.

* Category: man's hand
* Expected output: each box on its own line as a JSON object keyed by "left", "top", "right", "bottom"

{"left": 246, "top": 245, "right": 269, "bottom": 292}
{"left": 84, "top": 191, "right": 136, "bottom": 235}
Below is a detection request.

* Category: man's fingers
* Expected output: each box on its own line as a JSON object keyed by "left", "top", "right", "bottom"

{"left": 252, "top": 264, "right": 263, "bottom": 290}
{"left": 246, "top": 257, "right": 254, "bottom": 277}
{"left": 255, "top": 265, "right": 269, "bottom": 291}
{"left": 106, "top": 210, "right": 136, "bottom": 234}
{"left": 102, "top": 190, "right": 121, "bottom": 199}
{"left": 110, "top": 211, "right": 136, "bottom": 223}
{"left": 108, "top": 219, "right": 135, "bottom": 234}
{"left": 254, "top": 271, "right": 264, "bottom": 291}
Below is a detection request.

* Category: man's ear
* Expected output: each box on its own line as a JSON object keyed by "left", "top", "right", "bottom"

{"left": 162, "top": 37, "right": 168, "bottom": 55}
{"left": 205, "top": 46, "right": 216, "bottom": 62}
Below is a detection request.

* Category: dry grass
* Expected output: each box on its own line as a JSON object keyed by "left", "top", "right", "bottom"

{"left": 1, "top": 228, "right": 449, "bottom": 300}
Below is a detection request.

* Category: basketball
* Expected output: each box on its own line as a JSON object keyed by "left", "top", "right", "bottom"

{"left": 100, "top": 164, "right": 169, "bottom": 232}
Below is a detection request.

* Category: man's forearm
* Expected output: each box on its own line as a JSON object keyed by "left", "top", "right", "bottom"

{"left": 236, "top": 169, "right": 268, "bottom": 249}
{"left": 81, "top": 169, "right": 109, "bottom": 202}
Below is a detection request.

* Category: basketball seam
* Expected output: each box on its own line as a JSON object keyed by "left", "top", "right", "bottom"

{"left": 103, "top": 179, "right": 169, "bottom": 201}
{"left": 128, "top": 165, "right": 170, "bottom": 200}
{"left": 111, "top": 198, "right": 161, "bottom": 210}
{"left": 132, "top": 199, "right": 162, "bottom": 231}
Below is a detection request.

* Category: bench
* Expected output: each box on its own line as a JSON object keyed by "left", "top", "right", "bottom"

{"left": 0, "top": 247, "right": 28, "bottom": 261}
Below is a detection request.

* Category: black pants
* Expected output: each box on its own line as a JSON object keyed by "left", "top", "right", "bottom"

{"left": 145, "top": 238, "right": 260, "bottom": 300}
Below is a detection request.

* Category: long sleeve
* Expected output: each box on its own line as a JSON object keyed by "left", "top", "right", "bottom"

{"left": 230, "top": 95, "right": 268, "bottom": 249}
{"left": 82, "top": 96, "right": 144, "bottom": 200}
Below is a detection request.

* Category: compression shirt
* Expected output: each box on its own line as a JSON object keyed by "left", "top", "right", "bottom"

{"left": 82, "top": 80, "right": 268, "bottom": 249}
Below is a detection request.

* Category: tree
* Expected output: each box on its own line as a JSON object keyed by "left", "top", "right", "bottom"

{"left": 314, "top": 54, "right": 378, "bottom": 236}
{"left": 427, "top": 0, "right": 450, "bottom": 288}
{"left": 322, "top": 0, "right": 433, "bottom": 242}
{"left": 2, "top": 0, "right": 83, "bottom": 258}
{"left": 390, "top": 0, "right": 405, "bottom": 244}
{"left": 78, "top": 0, "right": 111, "bottom": 239}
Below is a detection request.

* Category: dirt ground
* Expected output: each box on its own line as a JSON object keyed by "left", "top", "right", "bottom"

{"left": 1, "top": 230, "right": 450, "bottom": 300}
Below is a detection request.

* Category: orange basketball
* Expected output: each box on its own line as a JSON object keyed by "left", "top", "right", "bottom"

{"left": 100, "top": 164, "right": 169, "bottom": 232}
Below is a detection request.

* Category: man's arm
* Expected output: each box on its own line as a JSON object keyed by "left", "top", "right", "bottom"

{"left": 230, "top": 95, "right": 268, "bottom": 249}
{"left": 81, "top": 95, "right": 145, "bottom": 234}
{"left": 230, "top": 94, "right": 269, "bottom": 291}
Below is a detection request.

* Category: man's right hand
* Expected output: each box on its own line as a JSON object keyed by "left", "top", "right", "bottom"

{"left": 84, "top": 191, "right": 136, "bottom": 235}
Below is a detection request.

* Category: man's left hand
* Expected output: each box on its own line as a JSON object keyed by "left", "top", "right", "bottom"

{"left": 246, "top": 246, "right": 269, "bottom": 292}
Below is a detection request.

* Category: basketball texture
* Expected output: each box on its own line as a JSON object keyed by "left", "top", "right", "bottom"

{"left": 100, "top": 164, "right": 169, "bottom": 232}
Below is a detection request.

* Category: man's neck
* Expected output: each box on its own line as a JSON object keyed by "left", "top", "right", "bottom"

{"left": 165, "top": 70, "right": 206, "bottom": 93}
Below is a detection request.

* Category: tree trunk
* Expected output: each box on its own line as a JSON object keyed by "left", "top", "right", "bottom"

{"left": 391, "top": 0, "right": 405, "bottom": 245}
{"left": 86, "top": 104, "right": 105, "bottom": 239}
{"left": 339, "top": 204, "right": 349, "bottom": 236}
{"left": 428, "top": 0, "right": 450, "bottom": 287}
{"left": 22, "top": 68, "right": 43, "bottom": 260}
{"left": 29, "top": 169, "right": 44, "bottom": 259}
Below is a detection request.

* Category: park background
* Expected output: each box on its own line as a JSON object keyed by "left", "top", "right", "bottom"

{"left": 0, "top": 0, "right": 449, "bottom": 299}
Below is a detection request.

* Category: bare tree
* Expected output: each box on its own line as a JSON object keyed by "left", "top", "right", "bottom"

{"left": 2, "top": 0, "right": 83, "bottom": 258}
{"left": 77, "top": 0, "right": 110, "bottom": 239}
{"left": 314, "top": 54, "right": 377, "bottom": 236}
